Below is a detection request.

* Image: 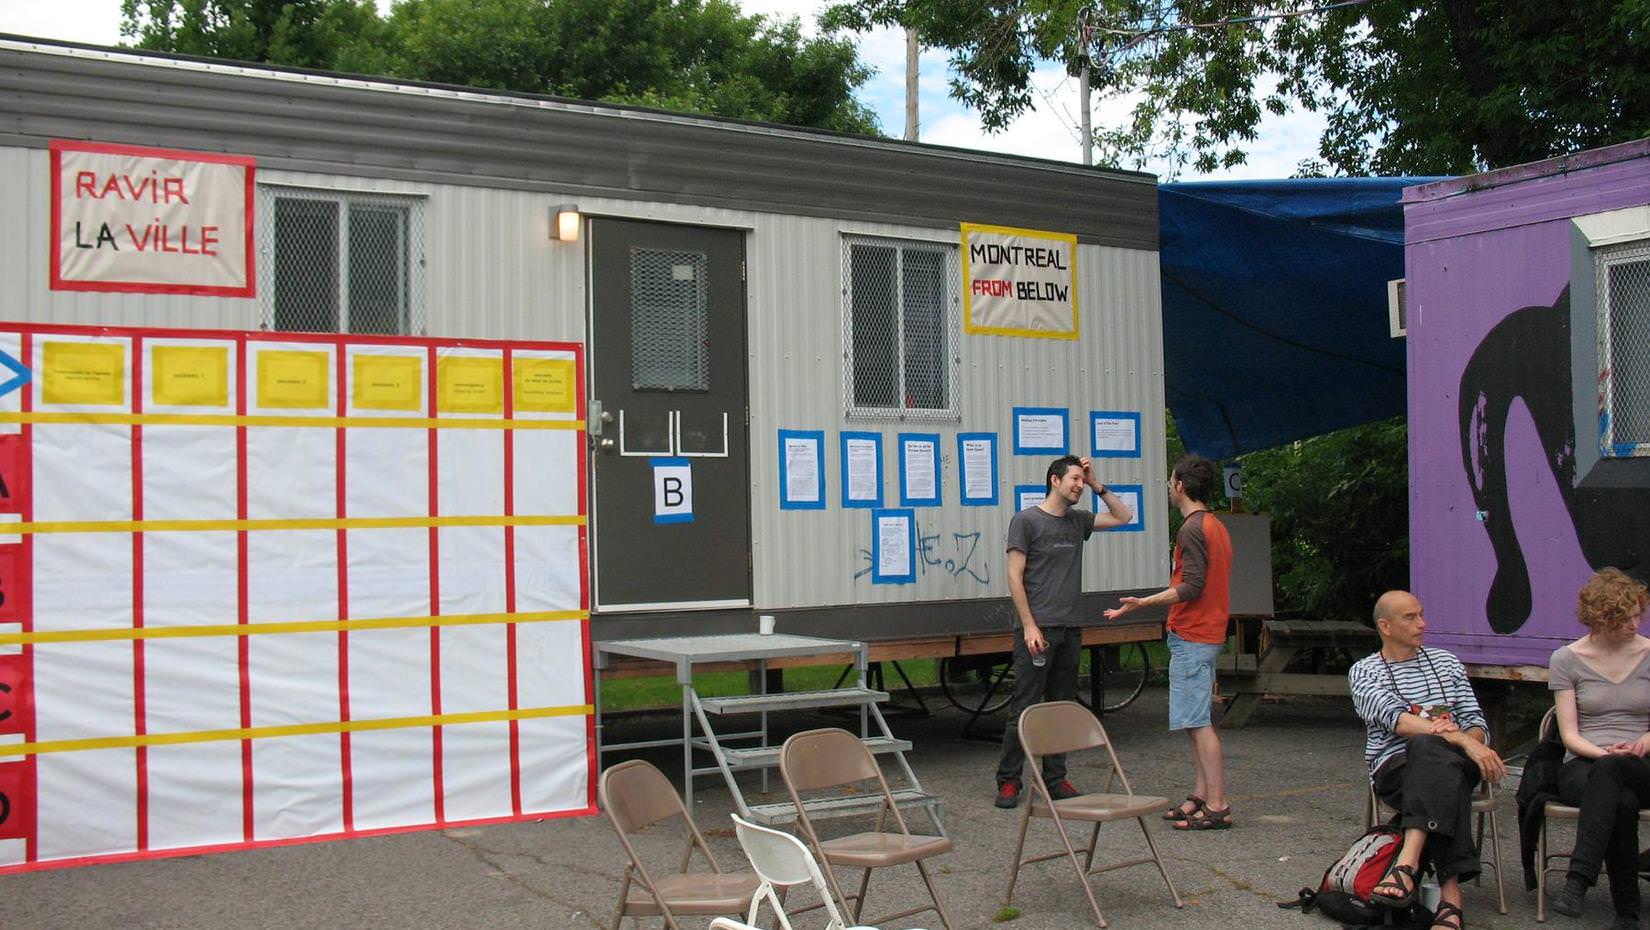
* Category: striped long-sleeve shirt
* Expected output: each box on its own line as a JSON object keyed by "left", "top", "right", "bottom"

{"left": 1348, "top": 646, "right": 1488, "bottom": 777}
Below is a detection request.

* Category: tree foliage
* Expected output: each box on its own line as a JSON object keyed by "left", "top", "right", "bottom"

{"left": 1238, "top": 418, "right": 1409, "bottom": 623}
{"left": 822, "top": 0, "right": 1650, "bottom": 176}
{"left": 121, "top": 0, "right": 880, "bottom": 134}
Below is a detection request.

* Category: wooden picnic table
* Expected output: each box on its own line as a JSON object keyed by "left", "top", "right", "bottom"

{"left": 1220, "top": 618, "right": 1378, "bottom": 728}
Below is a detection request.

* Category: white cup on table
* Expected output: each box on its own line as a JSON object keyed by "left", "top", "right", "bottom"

{"left": 758, "top": 614, "right": 775, "bottom": 635}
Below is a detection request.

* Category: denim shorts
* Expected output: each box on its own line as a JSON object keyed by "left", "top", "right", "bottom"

{"left": 1167, "top": 631, "right": 1222, "bottom": 731}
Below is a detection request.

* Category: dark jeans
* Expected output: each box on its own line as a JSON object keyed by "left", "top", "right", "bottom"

{"left": 995, "top": 625, "right": 1082, "bottom": 786}
{"left": 1372, "top": 734, "right": 1482, "bottom": 883}
{"left": 1558, "top": 754, "right": 1650, "bottom": 917}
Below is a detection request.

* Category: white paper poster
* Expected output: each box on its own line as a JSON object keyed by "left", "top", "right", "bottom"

{"left": 872, "top": 509, "right": 914, "bottom": 583}
{"left": 779, "top": 430, "right": 823, "bottom": 508}
{"left": 0, "top": 324, "right": 592, "bottom": 875}
{"left": 843, "top": 433, "right": 880, "bottom": 506}
{"left": 900, "top": 434, "right": 938, "bottom": 505}
{"left": 1090, "top": 411, "right": 1141, "bottom": 457}
{"left": 959, "top": 433, "right": 997, "bottom": 505}
{"left": 1013, "top": 407, "right": 1068, "bottom": 453}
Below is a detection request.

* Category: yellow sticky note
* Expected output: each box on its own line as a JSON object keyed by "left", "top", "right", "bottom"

{"left": 151, "top": 345, "right": 229, "bottom": 407}
{"left": 257, "top": 350, "right": 330, "bottom": 409}
{"left": 438, "top": 356, "right": 503, "bottom": 414}
{"left": 43, "top": 341, "right": 125, "bottom": 406}
{"left": 514, "top": 357, "right": 576, "bottom": 414}
{"left": 354, "top": 355, "right": 423, "bottom": 411}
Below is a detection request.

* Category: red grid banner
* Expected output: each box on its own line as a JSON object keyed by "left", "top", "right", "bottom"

{"left": 0, "top": 322, "right": 591, "bottom": 873}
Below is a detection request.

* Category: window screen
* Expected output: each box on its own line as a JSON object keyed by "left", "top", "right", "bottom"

{"left": 842, "top": 236, "right": 959, "bottom": 418}
{"left": 631, "top": 248, "right": 709, "bottom": 391}
{"left": 1600, "top": 241, "right": 1650, "bottom": 453}
{"left": 261, "top": 189, "right": 424, "bottom": 336}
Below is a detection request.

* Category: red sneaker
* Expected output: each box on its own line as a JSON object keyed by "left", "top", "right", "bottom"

{"left": 994, "top": 780, "right": 1022, "bottom": 809}
{"left": 1046, "top": 779, "right": 1081, "bottom": 801}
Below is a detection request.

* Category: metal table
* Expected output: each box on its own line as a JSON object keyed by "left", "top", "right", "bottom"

{"left": 594, "top": 632, "right": 869, "bottom": 808}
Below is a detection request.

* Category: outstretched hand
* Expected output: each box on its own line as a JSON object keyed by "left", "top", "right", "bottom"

{"left": 1103, "top": 596, "right": 1143, "bottom": 620}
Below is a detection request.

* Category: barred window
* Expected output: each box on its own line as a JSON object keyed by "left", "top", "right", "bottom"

{"left": 841, "top": 236, "right": 959, "bottom": 418}
{"left": 258, "top": 188, "right": 425, "bottom": 335}
{"left": 1598, "top": 240, "right": 1650, "bottom": 456}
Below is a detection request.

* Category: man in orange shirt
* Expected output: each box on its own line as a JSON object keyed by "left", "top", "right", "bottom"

{"left": 1106, "top": 455, "right": 1233, "bottom": 829}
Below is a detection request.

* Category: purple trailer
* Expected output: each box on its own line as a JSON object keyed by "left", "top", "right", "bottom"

{"left": 1404, "top": 138, "right": 1650, "bottom": 671}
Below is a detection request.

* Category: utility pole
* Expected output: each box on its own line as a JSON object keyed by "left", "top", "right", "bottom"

{"left": 904, "top": 25, "right": 920, "bottom": 141}
{"left": 1077, "top": 7, "right": 1093, "bottom": 165}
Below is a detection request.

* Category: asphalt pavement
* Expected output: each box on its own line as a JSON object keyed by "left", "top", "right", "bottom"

{"left": 0, "top": 688, "right": 1569, "bottom": 930}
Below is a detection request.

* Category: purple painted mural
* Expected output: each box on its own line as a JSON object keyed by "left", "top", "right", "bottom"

{"left": 1404, "top": 140, "right": 1650, "bottom": 667}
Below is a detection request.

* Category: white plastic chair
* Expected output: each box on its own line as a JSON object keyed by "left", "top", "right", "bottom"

{"left": 707, "top": 814, "right": 889, "bottom": 930}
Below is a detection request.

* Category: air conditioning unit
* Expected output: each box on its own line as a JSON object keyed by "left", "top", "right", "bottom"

{"left": 1387, "top": 278, "right": 1407, "bottom": 338}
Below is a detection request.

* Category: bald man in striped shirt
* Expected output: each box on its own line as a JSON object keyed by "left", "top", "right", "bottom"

{"left": 1348, "top": 590, "right": 1507, "bottom": 930}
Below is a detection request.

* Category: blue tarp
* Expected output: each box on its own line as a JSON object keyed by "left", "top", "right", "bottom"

{"left": 1158, "top": 178, "right": 1444, "bottom": 460}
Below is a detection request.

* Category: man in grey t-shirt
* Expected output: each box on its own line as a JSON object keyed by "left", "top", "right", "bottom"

{"left": 994, "top": 454, "right": 1135, "bottom": 809}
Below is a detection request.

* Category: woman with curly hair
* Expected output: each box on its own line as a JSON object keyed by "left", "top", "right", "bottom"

{"left": 1549, "top": 567, "right": 1650, "bottom": 929}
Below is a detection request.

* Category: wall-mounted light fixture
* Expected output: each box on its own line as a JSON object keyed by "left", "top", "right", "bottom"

{"left": 553, "top": 204, "right": 581, "bottom": 242}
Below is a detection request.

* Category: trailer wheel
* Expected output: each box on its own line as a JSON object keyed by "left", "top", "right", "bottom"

{"left": 938, "top": 655, "right": 1016, "bottom": 716}
{"left": 939, "top": 642, "right": 1151, "bottom": 716}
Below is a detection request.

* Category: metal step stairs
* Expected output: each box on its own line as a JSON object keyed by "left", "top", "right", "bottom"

{"left": 687, "top": 681, "right": 946, "bottom": 835}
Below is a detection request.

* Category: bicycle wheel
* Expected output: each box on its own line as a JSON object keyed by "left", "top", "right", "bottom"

{"left": 1076, "top": 642, "right": 1150, "bottom": 713}
{"left": 939, "top": 655, "right": 1016, "bottom": 716}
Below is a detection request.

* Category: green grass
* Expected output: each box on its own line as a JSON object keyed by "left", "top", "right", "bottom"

{"left": 599, "top": 642, "right": 1170, "bottom": 713}
{"left": 991, "top": 905, "right": 1022, "bottom": 922}
{"left": 602, "top": 660, "right": 942, "bottom": 712}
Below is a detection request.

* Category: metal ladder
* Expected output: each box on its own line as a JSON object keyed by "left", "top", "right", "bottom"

{"left": 686, "top": 682, "right": 946, "bottom": 835}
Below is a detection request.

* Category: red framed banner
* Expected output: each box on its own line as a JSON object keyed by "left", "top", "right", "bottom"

{"left": 49, "top": 141, "right": 256, "bottom": 297}
{"left": 0, "top": 322, "right": 591, "bottom": 873}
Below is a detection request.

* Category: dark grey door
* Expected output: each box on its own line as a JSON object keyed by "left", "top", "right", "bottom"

{"left": 589, "top": 219, "right": 751, "bottom": 609}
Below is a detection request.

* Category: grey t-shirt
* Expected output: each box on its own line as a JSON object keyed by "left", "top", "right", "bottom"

{"left": 1006, "top": 506, "right": 1094, "bottom": 628}
{"left": 1549, "top": 645, "right": 1650, "bottom": 761}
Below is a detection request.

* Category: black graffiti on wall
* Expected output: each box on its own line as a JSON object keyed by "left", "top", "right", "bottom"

{"left": 1458, "top": 287, "right": 1650, "bottom": 633}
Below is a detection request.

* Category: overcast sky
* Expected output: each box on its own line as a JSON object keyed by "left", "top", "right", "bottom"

{"left": 0, "top": 0, "right": 1322, "bottom": 180}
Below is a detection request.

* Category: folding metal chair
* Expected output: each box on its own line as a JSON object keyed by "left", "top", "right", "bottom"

{"left": 1004, "top": 700, "right": 1183, "bottom": 928}
{"left": 1534, "top": 707, "right": 1650, "bottom": 921}
{"left": 598, "top": 759, "right": 760, "bottom": 929}
{"left": 1365, "top": 776, "right": 1508, "bottom": 913}
{"left": 1366, "top": 765, "right": 1511, "bottom": 910}
{"left": 779, "top": 727, "right": 955, "bottom": 930}
{"left": 708, "top": 814, "right": 881, "bottom": 930}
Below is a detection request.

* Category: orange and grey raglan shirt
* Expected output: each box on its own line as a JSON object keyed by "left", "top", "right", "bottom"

{"left": 1165, "top": 510, "right": 1232, "bottom": 645}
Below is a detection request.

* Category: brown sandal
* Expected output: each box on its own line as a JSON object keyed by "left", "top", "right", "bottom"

{"left": 1163, "top": 795, "right": 1204, "bottom": 821}
{"left": 1172, "top": 804, "right": 1231, "bottom": 830}
{"left": 1371, "top": 863, "right": 1419, "bottom": 908}
{"left": 1429, "top": 900, "right": 1463, "bottom": 930}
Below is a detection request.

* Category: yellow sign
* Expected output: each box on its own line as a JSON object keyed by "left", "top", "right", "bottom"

{"left": 257, "top": 350, "right": 330, "bottom": 409}
{"left": 151, "top": 345, "right": 229, "bottom": 407}
{"left": 513, "top": 358, "right": 576, "bottom": 414}
{"left": 43, "top": 341, "right": 126, "bottom": 406}
{"left": 438, "top": 356, "right": 503, "bottom": 414}
{"left": 353, "top": 355, "right": 423, "bottom": 411}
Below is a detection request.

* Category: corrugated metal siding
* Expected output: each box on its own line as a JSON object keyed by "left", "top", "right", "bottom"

{"left": 0, "top": 40, "right": 1156, "bottom": 250}
{"left": 747, "top": 215, "right": 1169, "bottom": 609}
{"left": 0, "top": 38, "right": 1168, "bottom": 616}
